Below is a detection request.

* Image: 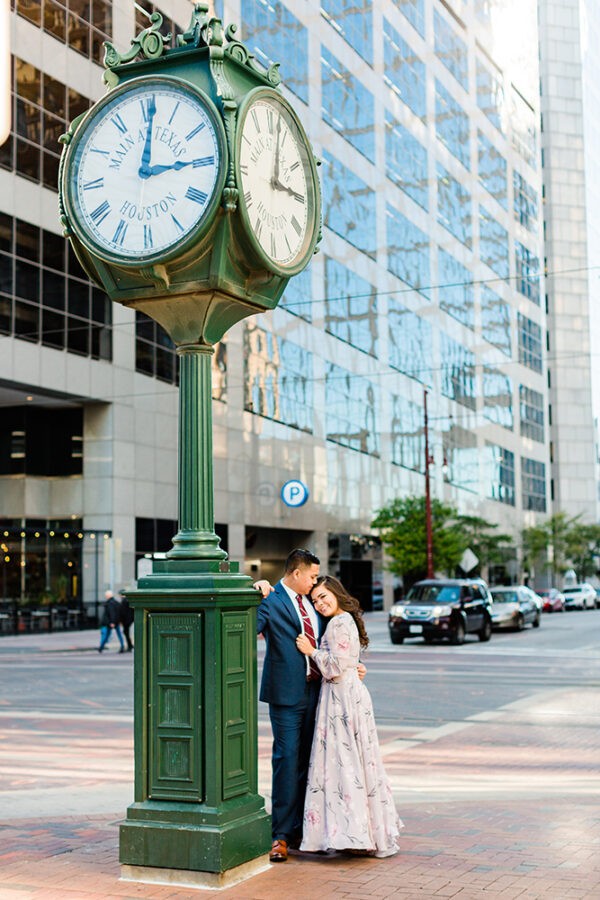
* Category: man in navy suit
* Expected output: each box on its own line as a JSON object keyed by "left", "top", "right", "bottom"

{"left": 256, "top": 548, "right": 323, "bottom": 862}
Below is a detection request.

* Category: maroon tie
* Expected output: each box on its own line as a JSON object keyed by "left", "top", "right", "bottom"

{"left": 296, "top": 594, "right": 320, "bottom": 681}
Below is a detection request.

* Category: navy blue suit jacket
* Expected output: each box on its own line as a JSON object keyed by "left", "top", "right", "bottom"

{"left": 257, "top": 580, "right": 326, "bottom": 707}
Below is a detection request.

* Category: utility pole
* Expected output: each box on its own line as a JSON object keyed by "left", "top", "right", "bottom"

{"left": 424, "top": 389, "right": 434, "bottom": 578}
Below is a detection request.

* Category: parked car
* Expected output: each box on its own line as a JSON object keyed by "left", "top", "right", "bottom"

{"left": 490, "top": 586, "right": 541, "bottom": 630}
{"left": 388, "top": 578, "right": 493, "bottom": 646}
{"left": 562, "top": 583, "right": 596, "bottom": 610}
{"left": 538, "top": 588, "right": 565, "bottom": 613}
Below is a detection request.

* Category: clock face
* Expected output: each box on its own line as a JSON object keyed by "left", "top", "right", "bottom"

{"left": 64, "top": 78, "right": 224, "bottom": 260}
{"left": 237, "top": 91, "right": 319, "bottom": 272}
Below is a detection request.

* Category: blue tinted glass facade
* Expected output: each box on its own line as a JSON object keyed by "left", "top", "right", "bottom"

{"left": 244, "top": 324, "right": 313, "bottom": 432}
{"left": 515, "top": 240, "right": 540, "bottom": 303}
{"left": 522, "top": 457, "right": 546, "bottom": 511}
{"left": 517, "top": 312, "right": 542, "bottom": 373}
{"left": 514, "top": 171, "right": 538, "bottom": 231}
{"left": 391, "top": 393, "right": 423, "bottom": 471}
{"left": 324, "top": 257, "right": 378, "bottom": 357}
{"left": 386, "top": 205, "right": 430, "bottom": 296}
{"left": 437, "top": 164, "right": 472, "bottom": 246}
{"left": 321, "top": 48, "right": 375, "bottom": 162}
{"left": 440, "top": 333, "right": 476, "bottom": 409}
{"left": 280, "top": 264, "right": 312, "bottom": 321}
{"left": 435, "top": 80, "right": 470, "bottom": 169}
{"left": 483, "top": 366, "right": 513, "bottom": 429}
{"left": 434, "top": 9, "right": 468, "bottom": 90}
{"left": 388, "top": 303, "right": 433, "bottom": 385}
{"left": 321, "top": 0, "right": 373, "bottom": 65}
{"left": 476, "top": 59, "right": 505, "bottom": 133}
{"left": 393, "top": 0, "right": 425, "bottom": 37}
{"left": 511, "top": 89, "right": 537, "bottom": 169}
{"left": 242, "top": 0, "right": 308, "bottom": 104}
{"left": 325, "top": 363, "right": 379, "bottom": 455}
{"left": 384, "top": 20, "right": 426, "bottom": 120}
{"left": 385, "top": 113, "right": 428, "bottom": 210}
{"left": 438, "top": 249, "right": 474, "bottom": 329}
{"left": 520, "top": 385, "right": 544, "bottom": 442}
{"left": 483, "top": 443, "right": 515, "bottom": 505}
{"left": 481, "top": 286, "right": 511, "bottom": 356}
{"left": 479, "top": 207, "right": 509, "bottom": 279}
{"left": 478, "top": 131, "right": 507, "bottom": 208}
{"left": 323, "top": 152, "right": 377, "bottom": 259}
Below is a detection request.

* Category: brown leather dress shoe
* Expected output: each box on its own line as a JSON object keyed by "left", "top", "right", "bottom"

{"left": 269, "top": 839, "right": 288, "bottom": 862}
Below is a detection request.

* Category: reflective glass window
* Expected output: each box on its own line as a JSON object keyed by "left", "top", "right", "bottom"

{"left": 479, "top": 207, "right": 509, "bottom": 279}
{"left": 391, "top": 394, "right": 423, "bottom": 471}
{"left": 515, "top": 240, "right": 540, "bottom": 304}
{"left": 513, "top": 171, "right": 538, "bottom": 231}
{"left": 321, "top": 0, "right": 373, "bottom": 64}
{"left": 135, "top": 2, "right": 184, "bottom": 46}
{"left": 519, "top": 385, "right": 544, "bottom": 442}
{"left": 386, "top": 204, "right": 430, "bottom": 296}
{"left": 476, "top": 59, "right": 505, "bottom": 134}
{"left": 483, "top": 442, "right": 515, "bottom": 505}
{"left": 437, "top": 164, "right": 471, "bottom": 247}
{"left": 522, "top": 457, "right": 546, "bottom": 511}
{"left": 15, "top": 0, "right": 112, "bottom": 63}
{"left": 517, "top": 312, "right": 542, "bottom": 373}
{"left": 478, "top": 131, "right": 507, "bottom": 208}
{"left": 388, "top": 302, "right": 432, "bottom": 385}
{"left": 322, "top": 152, "right": 377, "bottom": 259}
{"left": 444, "top": 425, "right": 479, "bottom": 493}
{"left": 325, "top": 257, "right": 378, "bottom": 357}
{"left": 383, "top": 19, "right": 426, "bottom": 120}
{"left": 510, "top": 88, "right": 537, "bottom": 169}
{"left": 438, "top": 249, "right": 474, "bottom": 329}
{"left": 483, "top": 366, "right": 513, "bottom": 429}
{"left": 481, "top": 286, "right": 511, "bottom": 356}
{"left": 321, "top": 48, "right": 375, "bottom": 162}
{"left": 435, "top": 80, "right": 470, "bottom": 169}
{"left": 393, "top": 0, "right": 425, "bottom": 37}
{"left": 325, "top": 363, "right": 378, "bottom": 456}
{"left": 242, "top": 0, "right": 308, "bottom": 104}
{"left": 440, "top": 333, "right": 476, "bottom": 409}
{"left": 434, "top": 9, "right": 468, "bottom": 90}
{"left": 244, "top": 324, "right": 312, "bottom": 432}
{"left": 280, "top": 264, "right": 312, "bottom": 321}
{"left": 385, "top": 113, "right": 428, "bottom": 210}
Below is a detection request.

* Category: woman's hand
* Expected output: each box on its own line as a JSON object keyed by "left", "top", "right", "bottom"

{"left": 296, "top": 633, "right": 313, "bottom": 655}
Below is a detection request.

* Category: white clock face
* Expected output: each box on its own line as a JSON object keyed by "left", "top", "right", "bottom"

{"left": 68, "top": 79, "right": 222, "bottom": 259}
{"left": 238, "top": 94, "right": 316, "bottom": 269}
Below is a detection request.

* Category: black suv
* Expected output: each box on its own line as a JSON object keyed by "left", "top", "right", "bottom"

{"left": 388, "top": 579, "right": 493, "bottom": 645}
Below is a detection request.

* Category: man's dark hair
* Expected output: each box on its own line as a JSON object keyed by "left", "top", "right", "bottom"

{"left": 284, "top": 548, "right": 320, "bottom": 574}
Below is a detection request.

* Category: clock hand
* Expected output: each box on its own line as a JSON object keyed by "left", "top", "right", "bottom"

{"left": 272, "top": 177, "right": 303, "bottom": 200}
{"left": 145, "top": 159, "right": 199, "bottom": 176}
{"left": 271, "top": 115, "right": 282, "bottom": 186}
{"left": 139, "top": 96, "right": 157, "bottom": 178}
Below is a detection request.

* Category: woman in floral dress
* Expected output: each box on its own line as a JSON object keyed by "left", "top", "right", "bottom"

{"left": 295, "top": 576, "right": 401, "bottom": 858}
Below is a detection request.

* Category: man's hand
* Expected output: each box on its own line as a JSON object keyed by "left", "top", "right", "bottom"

{"left": 357, "top": 662, "right": 367, "bottom": 681}
{"left": 253, "top": 579, "right": 274, "bottom": 598}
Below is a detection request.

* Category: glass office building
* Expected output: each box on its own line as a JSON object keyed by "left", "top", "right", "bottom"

{"left": 0, "top": 0, "right": 550, "bottom": 614}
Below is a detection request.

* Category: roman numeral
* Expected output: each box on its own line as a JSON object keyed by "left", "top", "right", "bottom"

{"left": 140, "top": 96, "right": 155, "bottom": 123}
{"left": 83, "top": 177, "right": 104, "bottom": 190}
{"left": 168, "top": 101, "right": 180, "bottom": 126}
{"left": 143, "top": 225, "right": 153, "bottom": 249}
{"left": 244, "top": 190, "right": 252, "bottom": 208}
{"left": 112, "top": 219, "right": 128, "bottom": 245}
{"left": 171, "top": 214, "right": 184, "bottom": 233}
{"left": 112, "top": 113, "right": 127, "bottom": 135}
{"left": 90, "top": 200, "right": 110, "bottom": 225}
{"left": 266, "top": 108, "right": 274, "bottom": 133}
{"left": 185, "top": 122, "right": 206, "bottom": 141}
{"left": 193, "top": 155, "right": 214, "bottom": 168}
{"left": 255, "top": 218, "right": 263, "bottom": 241}
{"left": 292, "top": 191, "right": 305, "bottom": 203}
{"left": 240, "top": 163, "right": 249, "bottom": 176}
{"left": 90, "top": 148, "right": 110, "bottom": 158}
{"left": 291, "top": 215, "right": 302, "bottom": 235}
{"left": 290, "top": 161, "right": 300, "bottom": 171}
{"left": 251, "top": 109, "right": 260, "bottom": 132}
{"left": 185, "top": 186, "right": 208, "bottom": 204}
{"left": 270, "top": 233, "right": 276, "bottom": 257}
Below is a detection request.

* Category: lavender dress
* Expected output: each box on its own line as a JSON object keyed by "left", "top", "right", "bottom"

{"left": 300, "top": 612, "right": 402, "bottom": 857}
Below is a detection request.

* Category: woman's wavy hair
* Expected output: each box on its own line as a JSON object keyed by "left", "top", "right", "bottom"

{"left": 311, "top": 575, "right": 369, "bottom": 649}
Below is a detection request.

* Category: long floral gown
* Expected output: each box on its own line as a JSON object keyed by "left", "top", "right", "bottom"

{"left": 300, "top": 612, "right": 402, "bottom": 857}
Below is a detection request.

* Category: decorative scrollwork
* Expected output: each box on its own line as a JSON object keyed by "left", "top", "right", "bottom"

{"left": 223, "top": 22, "right": 281, "bottom": 86}
{"left": 103, "top": 12, "right": 171, "bottom": 70}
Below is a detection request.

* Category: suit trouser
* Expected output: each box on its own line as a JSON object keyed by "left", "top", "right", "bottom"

{"left": 268, "top": 680, "right": 320, "bottom": 841}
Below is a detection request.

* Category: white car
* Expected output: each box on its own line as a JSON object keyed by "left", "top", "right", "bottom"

{"left": 562, "top": 583, "right": 596, "bottom": 610}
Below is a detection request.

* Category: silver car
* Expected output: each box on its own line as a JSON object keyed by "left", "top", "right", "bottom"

{"left": 490, "top": 586, "right": 542, "bottom": 631}
{"left": 562, "top": 583, "right": 596, "bottom": 610}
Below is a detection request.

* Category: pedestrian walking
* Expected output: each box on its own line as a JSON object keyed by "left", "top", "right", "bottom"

{"left": 119, "top": 591, "right": 134, "bottom": 651}
{"left": 97, "top": 590, "right": 125, "bottom": 653}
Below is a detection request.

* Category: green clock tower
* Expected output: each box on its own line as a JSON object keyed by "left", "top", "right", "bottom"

{"left": 58, "top": 2, "right": 321, "bottom": 889}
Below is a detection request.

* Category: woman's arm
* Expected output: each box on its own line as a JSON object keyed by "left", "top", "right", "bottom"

{"left": 296, "top": 616, "right": 355, "bottom": 679}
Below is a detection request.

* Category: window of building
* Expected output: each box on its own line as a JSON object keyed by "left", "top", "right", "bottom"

{"left": 321, "top": 0, "right": 373, "bottom": 65}
{"left": 388, "top": 302, "right": 433, "bottom": 385}
{"left": 0, "top": 211, "right": 112, "bottom": 359}
{"left": 13, "top": 0, "right": 112, "bottom": 64}
{"left": 0, "top": 57, "right": 91, "bottom": 191}
{"left": 522, "top": 457, "right": 546, "bottom": 511}
{"left": 440, "top": 333, "right": 476, "bottom": 409}
{"left": 481, "top": 286, "right": 511, "bottom": 356}
{"left": 483, "top": 366, "right": 513, "bottom": 429}
{"left": 383, "top": 19, "right": 426, "bottom": 120}
{"left": 325, "top": 363, "right": 378, "bottom": 456}
{"left": 324, "top": 257, "right": 377, "bottom": 357}
{"left": 321, "top": 48, "right": 375, "bottom": 162}
{"left": 393, "top": 0, "right": 425, "bottom": 37}
{"left": 385, "top": 113, "right": 428, "bottom": 210}
{"left": 280, "top": 264, "right": 312, "bottom": 321}
{"left": 434, "top": 9, "right": 468, "bottom": 90}
{"left": 517, "top": 312, "right": 542, "bottom": 373}
{"left": 322, "top": 152, "right": 377, "bottom": 259}
{"left": 391, "top": 393, "right": 423, "bottom": 471}
{"left": 478, "top": 131, "right": 507, "bottom": 208}
{"left": 0, "top": 406, "right": 83, "bottom": 476}
{"left": 438, "top": 249, "right": 474, "bottom": 329}
{"left": 510, "top": 87, "right": 537, "bottom": 169}
{"left": 242, "top": 0, "right": 308, "bottom": 104}
{"left": 483, "top": 443, "right": 515, "bottom": 505}
{"left": 386, "top": 204, "right": 430, "bottom": 296}
{"left": 519, "top": 385, "right": 544, "bottom": 442}
{"left": 244, "top": 323, "right": 313, "bottom": 432}
{"left": 444, "top": 424, "right": 479, "bottom": 493}
{"left": 437, "top": 164, "right": 472, "bottom": 247}
{"left": 435, "top": 80, "right": 470, "bottom": 169}
{"left": 479, "top": 207, "right": 509, "bottom": 280}
{"left": 476, "top": 59, "right": 505, "bottom": 134}
{"left": 515, "top": 240, "right": 540, "bottom": 304}
{"left": 513, "top": 171, "right": 538, "bottom": 231}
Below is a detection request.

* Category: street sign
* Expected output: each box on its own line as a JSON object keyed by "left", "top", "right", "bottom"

{"left": 281, "top": 480, "right": 309, "bottom": 507}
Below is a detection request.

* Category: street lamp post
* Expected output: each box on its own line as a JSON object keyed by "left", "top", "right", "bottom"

{"left": 424, "top": 389, "right": 434, "bottom": 579}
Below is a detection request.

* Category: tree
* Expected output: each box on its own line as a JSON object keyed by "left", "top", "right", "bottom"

{"left": 565, "top": 523, "right": 600, "bottom": 580}
{"left": 522, "top": 512, "right": 581, "bottom": 582}
{"left": 371, "top": 496, "right": 466, "bottom": 588}
{"left": 454, "top": 515, "right": 515, "bottom": 574}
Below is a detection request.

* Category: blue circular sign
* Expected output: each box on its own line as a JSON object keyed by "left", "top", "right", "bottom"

{"left": 281, "top": 480, "right": 309, "bottom": 508}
